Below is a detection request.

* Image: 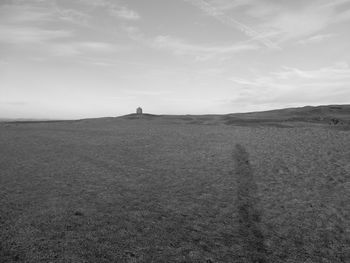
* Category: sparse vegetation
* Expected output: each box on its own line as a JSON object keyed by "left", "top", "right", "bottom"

{"left": 0, "top": 109, "right": 349, "bottom": 262}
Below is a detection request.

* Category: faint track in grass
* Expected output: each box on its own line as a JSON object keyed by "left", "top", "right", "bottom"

{"left": 234, "top": 144, "right": 268, "bottom": 263}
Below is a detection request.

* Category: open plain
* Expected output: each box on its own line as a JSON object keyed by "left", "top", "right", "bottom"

{"left": 1, "top": 109, "right": 350, "bottom": 262}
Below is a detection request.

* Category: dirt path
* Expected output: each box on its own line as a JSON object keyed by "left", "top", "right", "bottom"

{"left": 234, "top": 144, "right": 268, "bottom": 263}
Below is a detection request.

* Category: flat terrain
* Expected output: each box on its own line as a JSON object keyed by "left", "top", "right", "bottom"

{"left": 0, "top": 113, "right": 350, "bottom": 262}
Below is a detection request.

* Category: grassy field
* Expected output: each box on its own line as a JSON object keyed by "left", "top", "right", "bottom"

{"left": 0, "top": 115, "right": 349, "bottom": 262}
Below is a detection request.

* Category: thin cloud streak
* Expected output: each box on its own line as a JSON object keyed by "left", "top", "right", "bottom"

{"left": 246, "top": 0, "right": 350, "bottom": 43}
{"left": 183, "top": 0, "right": 279, "bottom": 49}
{"left": 229, "top": 62, "right": 350, "bottom": 106}
{"left": 297, "top": 34, "right": 335, "bottom": 45}
{"left": 199, "top": 0, "right": 350, "bottom": 44}
{"left": 0, "top": 4, "right": 54, "bottom": 22}
{"left": 78, "top": 0, "right": 140, "bottom": 20}
{"left": 153, "top": 35, "right": 260, "bottom": 60}
{"left": 121, "top": 25, "right": 259, "bottom": 61}
{"left": 231, "top": 63, "right": 350, "bottom": 86}
{"left": 0, "top": 25, "right": 72, "bottom": 44}
{"left": 109, "top": 6, "right": 140, "bottom": 20}
{"left": 50, "top": 41, "right": 128, "bottom": 57}
{"left": 54, "top": 7, "right": 91, "bottom": 26}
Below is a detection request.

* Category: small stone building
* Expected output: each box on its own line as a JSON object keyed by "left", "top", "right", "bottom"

{"left": 136, "top": 107, "right": 143, "bottom": 115}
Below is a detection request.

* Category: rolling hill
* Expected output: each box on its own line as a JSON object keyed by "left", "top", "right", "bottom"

{"left": 117, "top": 104, "right": 350, "bottom": 127}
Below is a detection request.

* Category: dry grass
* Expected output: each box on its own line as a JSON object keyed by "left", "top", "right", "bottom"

{"left": 0, "top": 118, "right": 349, "bottom": 262}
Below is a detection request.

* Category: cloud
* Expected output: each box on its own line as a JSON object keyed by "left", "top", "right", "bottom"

{"left": 335, "top": 8, "right": 350, "bottom": 23}
{"left": 50, "top": 41, "right": 128, "bottom": 56}
{"left": 153, "top": 35, "right": 259, "bottom": 60}
{"left": 0, "top": 25, "right": 72, "bottom": 44}
{"left": 109, "top": 6, "right": 140, "bottom": 20}
{"left": 78, "top": 0, "right": 140, "bottom": 20}
{"left": 231, "top": 62, "right": 350, "bottom": 86}
{"left": 251, "top": 0, "right": 350, "bottom": 42}
{"left": 0, "top": 4, "right": 54, "bottom": 23}
{"left": 0, "top": 59, "right": 9, "bottom": 66}
{"left": 229, "top": 62, "right": 350, "bottom": 106}
{"left": 2, "top": 0, "right": 140, "bottom": 28}
{"left": 0, "top": 100, "right": 30, "bottom": 106}
{"left": 189, "top": 0, "right": 350, "bottom": 45}
{"left": 297, "top": 34, "right": 335, "bottom": 44}
{"left": 0, "top": 1, "right": 92, "bottom": 30}
{"left": 183, "top": 0, "right": 279, "bottom": 49}
{"left": 121, "top": 25, "right": 259, "bottom": 61}
{"left": 76, "top": 0, "right": 112, "bottom": 8}
{"left": 205, "top": 0, "right": 255, "bottom": 12}
{"left": 321, "top": 0, "right": 350, "bottom": 8}
{"left": 54, "top": 7, "right": 91, "bottom": 25}
{"left": 262, "top": 10, "right": 332, "bottom": 42}
{"left": 273, "top": 63, "right": 350, "bottom": 80}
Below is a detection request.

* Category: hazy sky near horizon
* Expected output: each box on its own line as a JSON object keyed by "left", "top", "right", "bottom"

{"left": 1, "top": 0, "right": 350, "bottom": 119}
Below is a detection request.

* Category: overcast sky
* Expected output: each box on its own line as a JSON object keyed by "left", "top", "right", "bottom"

{"left": 1, "top": 0, "right": 350, "bottom": 119}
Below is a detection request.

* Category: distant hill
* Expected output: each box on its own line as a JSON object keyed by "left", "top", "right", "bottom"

{"left": 2, "top": 104, "right": 350, "bottom": 128}
{"left": 0, "top": 118, "right": 53, "bottom": 122}
{"left": 229, "top": 105, "right": 350, "bottom": 120}
{"left": 223, "top": 105, "right": 350, "bottom": 124}
{"left": 117, "top": 104, "right": 350, "bottom": 127}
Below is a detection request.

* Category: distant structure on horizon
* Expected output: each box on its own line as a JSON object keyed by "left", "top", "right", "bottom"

{"left": 136, "top": 107, "right": 143, "bottom": 115}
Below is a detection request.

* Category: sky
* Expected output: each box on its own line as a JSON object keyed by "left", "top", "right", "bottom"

{"left": 1, "top": 0, "right": 350, "bottom": 119}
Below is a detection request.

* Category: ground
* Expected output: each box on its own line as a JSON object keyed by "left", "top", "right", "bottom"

{"left": 0, "top": 116, "right": 349, "bottom": 262}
